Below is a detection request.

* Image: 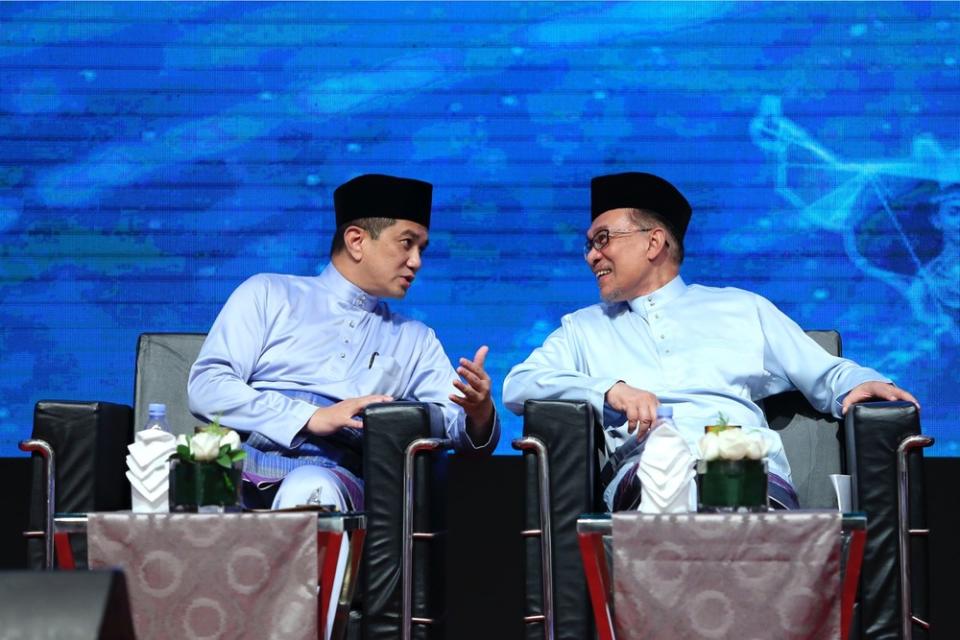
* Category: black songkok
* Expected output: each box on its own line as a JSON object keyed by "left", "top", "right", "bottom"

{"left": 334, "top": 174, "right": 433, "bottom": 228}
{"left": 590, "top": 172, "right": 692, "bottom": 241}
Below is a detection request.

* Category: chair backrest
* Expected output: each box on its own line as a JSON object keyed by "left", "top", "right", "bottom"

{"left": 133, "top": 333, "right": 206, "bottom": 436}
{"left": 763, "top": 329, "right": 842, "bottom": 509}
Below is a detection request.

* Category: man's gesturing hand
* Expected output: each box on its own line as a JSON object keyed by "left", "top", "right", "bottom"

{"left": 605, "top": 382, "right": 659, "bottom": 437}
{"left": 451, "top": 345, "right": 494, "bottom": 429}
{"left": 305, "top": 394, "right": 394, "bottom": 436}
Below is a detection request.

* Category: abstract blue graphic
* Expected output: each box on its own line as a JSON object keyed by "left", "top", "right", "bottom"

{"left": 752, "top": 96, "right": 958, "bottom": 339}
{"left": 1, "top": 2, "right": 957, "bottom": 456}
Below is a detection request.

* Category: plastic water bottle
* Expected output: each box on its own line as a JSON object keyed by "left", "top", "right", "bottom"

{"left": 144, "top": 403, "right": 170, "bottom": 432}
{"left": 649, "top": 404, "right": 697, "bottom": 511}
{"left": 654, "top": 404, "right": 676, "bottom": 431}
{"left": 130, "top": 403, "right": 176, "bottom": 513}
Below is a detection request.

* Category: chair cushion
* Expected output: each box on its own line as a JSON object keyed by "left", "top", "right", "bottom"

{"left": 764, "top": 330, "right": 843, "bottom": 508}
{"left": 134, "top": 333, "right": 206, "bottom": 435}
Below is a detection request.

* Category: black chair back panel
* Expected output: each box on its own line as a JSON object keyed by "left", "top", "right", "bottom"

{"left": 29, "top": 401, "right": 132, "bottom": 568}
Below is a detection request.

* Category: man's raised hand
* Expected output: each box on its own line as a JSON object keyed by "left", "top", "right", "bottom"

{"left": 451, "top": 345, "right": 494, "bottom": 428}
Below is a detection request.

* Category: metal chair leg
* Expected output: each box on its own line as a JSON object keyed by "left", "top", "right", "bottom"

{"left": 513, "top": 436, "right": 555, "bottom": 640}
{"left": 402, "top": 437, "right": 451, "bottom": 640}
{"left": 897, "top": 434, "right": 933, "bottom": 639}
{"left": 19, "top": 438, "right": 56, "bottom": 570}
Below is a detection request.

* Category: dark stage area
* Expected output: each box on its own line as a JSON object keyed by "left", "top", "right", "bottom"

{"left": 2, "top": 454, "right": 958, "bottom": 639}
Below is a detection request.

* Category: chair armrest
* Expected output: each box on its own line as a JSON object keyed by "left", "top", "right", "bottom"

{"left": 844, "top": 401, "right": 929, "bottom": 640}
{"left": 361, "top": 402, "right": 448, "bottom": 640}
{"left": 519, "top": 400, "right": 600, "bottom": 640}
{"left": 29, "top": 401, "right": 133, "bottom": 569}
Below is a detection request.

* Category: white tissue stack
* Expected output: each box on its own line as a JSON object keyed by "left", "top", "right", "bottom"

{"left": 127, "top": 428, "right": 177, "bottom": 513}
{"left": 637, "top": 423, "right": 698, "bottom": 514}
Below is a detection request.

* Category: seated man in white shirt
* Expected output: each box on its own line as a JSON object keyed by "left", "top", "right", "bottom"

{"left": 503, "top": 171, "right": 917, "bottom": 511}
{"left": 189, "top": 173, "right": 499, "bottom": 513}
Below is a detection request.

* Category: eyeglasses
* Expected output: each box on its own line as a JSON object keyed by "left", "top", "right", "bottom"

{"left": 583, "top": 228, "right": 653, "bottom": 256}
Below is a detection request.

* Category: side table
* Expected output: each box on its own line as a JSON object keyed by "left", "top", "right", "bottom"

{"left": 53, "top": 510, "right": 365, "bottom": 640}
{"left": 577, "top": 511, "right": 866, "bottom": 640}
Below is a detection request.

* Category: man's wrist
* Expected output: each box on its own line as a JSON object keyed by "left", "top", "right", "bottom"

{"left": 303, "top": 406, "right": 328, "bottom": 434}
{"left": 467, "top": 401, "right": 494, "bottom": 430}
{"left": 605, "top": 380, "right": 626, "bottom": 402}
{"left": 465, "top": 403, "right": 496, "bottom": 447}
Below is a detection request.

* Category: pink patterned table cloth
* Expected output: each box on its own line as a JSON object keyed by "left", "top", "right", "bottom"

{"left": 612, "top": 511, "right": 841, "bottom": 640}
{"left": 87, "top": 512, "right": 319, "bottom": 640}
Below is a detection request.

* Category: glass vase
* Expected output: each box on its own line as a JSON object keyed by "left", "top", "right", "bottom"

{"left": 169, "top": 459, "right": 241, "bottom": 512}
{"left": 697, "top": 458, "right": 768, "bottom": 512}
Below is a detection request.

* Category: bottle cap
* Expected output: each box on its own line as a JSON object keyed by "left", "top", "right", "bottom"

{"left": 147, "top": 403, "right": 167, "bottom": 415}
{"left": 656, "top": 405, "right": 673, "bottom": 418}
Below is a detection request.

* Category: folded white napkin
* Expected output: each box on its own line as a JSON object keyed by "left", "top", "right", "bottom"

{"left": 126, "top": 470, "right": 170, "bottom": 503}
{"left": 128, "top": 429, "right": 176, "bottom": 513}
{"left": 127, "top": 460, "right": 171, "bottom": 493}
{"left": 128, "top": 435, "right": 176, "bottom": 470}
{"left": 130, "top": 483, "right": 169, "bottom": 513}
{"left": 637, "top": 423, "right": 697, "bottom": 513}
{"left": 125, "top": 453, "right": 160, "bottom": 477}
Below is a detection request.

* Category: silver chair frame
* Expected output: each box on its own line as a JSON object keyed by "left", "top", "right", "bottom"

{"left": 402, "top": 437, "right": 452, "bottom": 640}
{"left": 18, "top": 438, "right": 55, "bottom": 570}
{"left": 897, "top": 434, "right": 933, "bottom": 639}
{"left": 512, "top": 435, "right": 555, "bottom": 640}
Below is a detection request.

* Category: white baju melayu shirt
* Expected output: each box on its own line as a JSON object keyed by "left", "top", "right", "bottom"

{"left": 503, "top": 275, "right": 889, "bottom": 488}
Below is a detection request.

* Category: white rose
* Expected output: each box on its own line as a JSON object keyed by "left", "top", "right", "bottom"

{"left": 220, "top": 429, "right": 242, "bottom": 452}
{"left": 745, "top": 438, "right": 767, "bottom": 460}
{"left": 699, "top": 434, "right": 721, "bottom": 461}
{"left": 717, "top": 429, "right": 749, "bottom": 460}
{"left": 190, "top": 431, "right": 222, "bottom": 462}
{"left": 176, "top": 434, "right": 189, "bottom": 449}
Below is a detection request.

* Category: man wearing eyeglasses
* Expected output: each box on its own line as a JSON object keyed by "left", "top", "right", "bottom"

{"left": 503, "top": 171, "right": 918, "bottom": 511}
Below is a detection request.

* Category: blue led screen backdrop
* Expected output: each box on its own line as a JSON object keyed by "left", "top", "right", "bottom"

{"left": 1, "top": 2, "right": 957, "bottom": 456}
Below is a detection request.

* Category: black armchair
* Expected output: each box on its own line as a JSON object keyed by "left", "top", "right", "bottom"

{"left": 515, "top": 330, "right": 932, "bottom": 640}
{"left": 24, "top": 332, "right": 448, "bottom": 640}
